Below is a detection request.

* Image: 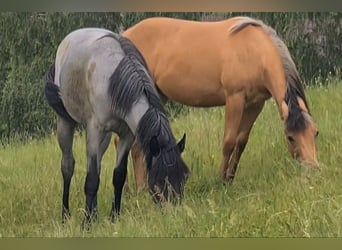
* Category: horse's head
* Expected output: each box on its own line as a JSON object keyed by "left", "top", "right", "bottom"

{"left": 146, "top": 133, "right": 189, "bottom": 204}
{"left": 281, "top": 98, "right": 319, "bottom": 168}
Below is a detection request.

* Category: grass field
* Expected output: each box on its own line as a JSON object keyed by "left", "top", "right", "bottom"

{"left": 0, "top": 83, "right": 341, "bottom": 237}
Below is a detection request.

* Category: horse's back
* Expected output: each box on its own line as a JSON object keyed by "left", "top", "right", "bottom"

{"left": 55, "top": 28, "right": 125, "bottom": 124}
{"left": 123, "top": 17, "right": 278, "bottom": 106}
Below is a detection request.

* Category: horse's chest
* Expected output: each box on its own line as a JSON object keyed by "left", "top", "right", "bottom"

{"left": 244, "top": 87, "right": 271, "bottom": 106}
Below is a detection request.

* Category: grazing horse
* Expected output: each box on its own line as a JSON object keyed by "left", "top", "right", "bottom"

{"left": 120, "top": 16, "right": 319, "bottom": 186}
{"left": 44, "top": 28, "right": 189, "bottom": 228}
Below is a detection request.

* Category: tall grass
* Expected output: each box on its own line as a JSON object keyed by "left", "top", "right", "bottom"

{"left": 0, "top": 84, "right": 341, "bottom": 237}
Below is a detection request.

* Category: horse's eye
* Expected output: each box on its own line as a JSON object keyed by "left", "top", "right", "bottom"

{"left": 315, "top": 131, "right": 319, "bottom": 138}
{"left": 287, "top": 135, "right": 295, "bottom": 143}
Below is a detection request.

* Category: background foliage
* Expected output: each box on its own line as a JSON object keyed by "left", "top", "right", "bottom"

{"left": 0, "top": 12, "right": 341, "bottom": 142}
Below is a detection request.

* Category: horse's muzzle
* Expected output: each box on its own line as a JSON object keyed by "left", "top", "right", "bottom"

{"left": 301, "top": 159, "right": 319, "bottom": 169}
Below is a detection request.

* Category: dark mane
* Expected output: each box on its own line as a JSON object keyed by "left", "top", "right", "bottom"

{"left": 137, "top": 108, "right": 188, "bottom": 198}
{"left": 108, "top": 35, "right": 176, "bottom": 155}
{"left": 284, "top": 83, "right": 309, "bottom": 131}
{"left": 108, "top": 38, "right": 164, "bottom": 118}
{"left": 119, "top": 37, "right": 149, "bottom": 70}
{"left": 271, "top": 26, "right": 311, "bottom": 132}
{"left": 136, "top": 108, "right": 177, "bottom": 167}
{"left": 230, "top": 17, "right": 311, "bottom": 132}
{"left": 108, "top": 36, "right": 187, "bottom": 192}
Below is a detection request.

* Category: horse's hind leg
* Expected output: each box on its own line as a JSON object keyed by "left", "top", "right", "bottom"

{"left": 56, "top": 116, "right": 76, "bottom": 223}
{"left": 225, "top": 101, "right": 265, "bottom": 182}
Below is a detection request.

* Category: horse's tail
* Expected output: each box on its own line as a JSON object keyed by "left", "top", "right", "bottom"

{"left": 228, "top": 17, "right": 309, "bottom": 112}
{"left": 44, "top": 62, "right": 76, "bottom": 123}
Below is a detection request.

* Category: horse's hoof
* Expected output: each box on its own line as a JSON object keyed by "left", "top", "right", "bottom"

{"left": 81, "top": 218, "right": 92, "bottom": 232}
{"left": 222, "top": 175, "right": 235, "bottom": 185}
{"left": 136, "top": 185, "right": 147, "bottom": 193}
{"left": 62, "top": 210, "right": 71, "bottom": 224}
{"left": 109, "top": 211, "right": 119, "bottom": 223}
{"left": 91, "top": 208, "right": 98, "bottom": 222}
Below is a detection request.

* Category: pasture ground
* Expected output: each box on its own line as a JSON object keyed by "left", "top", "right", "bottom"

{"left": 0, "top": 82, "right": 341, "bottom": 237}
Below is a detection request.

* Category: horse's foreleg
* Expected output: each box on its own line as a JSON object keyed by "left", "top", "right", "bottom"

{"left": 110, "top": 132, "right": 134, "bottom": 222}
{"left": 220, "top": 94, "right": 245, "bottom": 182}
{"left": 114, "top": 136, "right": 146, "bottom": 192}
{"left": 56, "top": 116, "right": 76, "bottom": 223}
{"left": 82, "top": 125, "right": 110, "bottom": 230}
{"left": 131, "top": 140, "right": 146, "bottom": 192}
{"left": 226, "top": 101, "right": 265, "bottom": 182}
{"left": 91, "top": 133, "right": 112, "bottom": 221}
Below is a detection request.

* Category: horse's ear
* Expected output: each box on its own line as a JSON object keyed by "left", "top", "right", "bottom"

{"left": 297, "top": 97, "right": 308, "bottom": 113}
{"left": 177, "top": 133, "right": 186, "bottom": 153}
{"left": 281, "top": 101, "right": 289, "bottom": 121}
{"left": 150, "top": 136, "right": 160, "bottom": 157}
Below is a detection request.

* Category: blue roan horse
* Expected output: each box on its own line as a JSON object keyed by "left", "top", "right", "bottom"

{"left": 45, "top": 28, "right": 189, "bottom": 228}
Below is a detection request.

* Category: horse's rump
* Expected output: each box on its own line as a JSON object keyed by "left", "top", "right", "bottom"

{"left": 52, "top": 28, "right": 126, "bottom": 124}
{"left": 45, "top": 63, "right": 76, "bottom": 123}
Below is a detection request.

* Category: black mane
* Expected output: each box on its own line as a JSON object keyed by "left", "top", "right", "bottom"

{"left": 108, "top": 37, "right": 164, "bottom": 118}
{"left": 137, "top": 108, "right": 188, "bottom": 200}
{"left": 284, "top": 68, "right": 310, "bottom": 132}
{"left": 108, "top": 35, "right": 177, "bottom": 158}
{"left": 107, "top": 36, "right": 188, "bottom": 196}
{"left": 136, "top": 108, "right": 177, "bottom": 167}
{"left": 119, "top": 37, "right": 149, "bottom": 70}
{"left": 230, "top": 17, "right": 312, "bottom": 133}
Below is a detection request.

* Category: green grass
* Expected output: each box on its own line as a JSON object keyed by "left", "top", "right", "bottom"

{"left": 0, "top": 83, "right": 341, "bottom": 237}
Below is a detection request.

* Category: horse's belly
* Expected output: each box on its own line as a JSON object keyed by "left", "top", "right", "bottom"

{"left": 154, "top": 62, "right": 225, "bottom": 107}
{"left": 157, "top": 79, "right": 225, "bottom": 107}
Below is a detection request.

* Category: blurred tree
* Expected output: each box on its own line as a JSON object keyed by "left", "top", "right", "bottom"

{"left": 0, "top": 12, "right": 340, "bottom": 142}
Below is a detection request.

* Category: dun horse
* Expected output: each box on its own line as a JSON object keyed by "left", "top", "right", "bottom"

{"left": 120, "top": 16, "right": 319, "bottom": 188}
{"left": 45, "top": 28, "right": 189, "bottom": 228}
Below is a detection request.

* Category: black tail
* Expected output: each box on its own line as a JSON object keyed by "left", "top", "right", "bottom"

{"left": 44, "top": 63, "right": 76, "bottom": 123}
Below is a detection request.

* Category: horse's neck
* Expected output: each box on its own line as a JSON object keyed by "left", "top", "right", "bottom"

{"left": 125, "top": 95, "right": 150, "bottom": 134}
